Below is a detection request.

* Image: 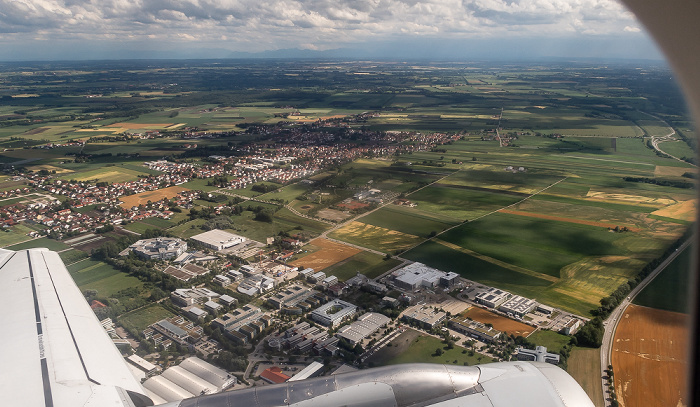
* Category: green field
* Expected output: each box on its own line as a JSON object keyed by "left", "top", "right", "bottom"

{"left": 58, "top": 166, "right": 145, "bottom": 183}
{"left": 633, "top": 244, "right": 692, "bottom": 313}
{"left": 8, "top": 237, "right": 70, "bottom": 251}
{"left": 438, "top": 212, "right": 627, "bottom": 277}
{"left": 322, "top": 251, "right": 402, "bottom": 281}
{"left": 67, "top": 259, "right": 144, "bottom": 298}
{"left": 58, "top": 248, "right": 89, "bottom": 265}
{"left": 567, "top": 347, "right": 604, "bottom": 407}
{"left": 357, "top": 205, "right": 458, "bottom": 237}
{"left": 0, "top": 224, "right": 37, "bottom": 247}
{"left": 118, "top": 304, "right": 176, "bottom": 332}
{"left": 526, "top": 330, "right": 572, "bottom": 353}
{"left": 372, "top": 330, "right": 486, "bottom": 367}
{"left": 407, "top": 185, "right": 523, "bottom": 221}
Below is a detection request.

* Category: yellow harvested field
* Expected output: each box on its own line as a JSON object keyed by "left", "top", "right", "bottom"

{"left": 651, "top": 199, "right": 696, "bottom": 222}
{"left": 654, "top": 165, "right": 696, "bottom": 177}
{"left": 331, "top": 221, "right": 421, "bottom": 252}
{"left": 26, "top": 165, "right": 72, "bottom": 174}
{"left": 613, "top": 305, "right": 689, "bottom": 407}
{"left": 119, "top": 186, "right": 189, "bottom": 208}
{"left": 586, "top": 190, "right": 675, "bottom": 207}
{"left": 105, "top": 122, "right": 174, "bottom": 129}
{"left": 289, "top": 238, "right": 361, "bottom": 271}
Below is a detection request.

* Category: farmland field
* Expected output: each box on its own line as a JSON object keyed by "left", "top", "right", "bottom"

{"left": 357, "top": 205, "right": 458, "bottom": 237}
{"left": 67, "top": 259, "right": 144, "bottom": 297}
{"left": 568, "top": 347, "right": 604, "bottom": 407}
{"left": 633, "top": 245, "right": 692, "bottom": 313}
{"left": 59, "top": 166, "right": 145, "bottom": 183}
{"left": 289, "top": 238, "right": 361, "bottom": 271}
{"left": 329, "top": 221, "right": 422, "bottom": 253}
{"left": 119, "top": 186, "right": 190, "bottom": 208}
{"left": 612, "top": 305, "right": 689, "bottom": 407}
{"left": 321, "top": 251, "right": 402, "bottom": 281}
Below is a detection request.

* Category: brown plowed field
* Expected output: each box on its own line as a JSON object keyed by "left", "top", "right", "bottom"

{"left": 289, "top": 238, "right": 361, "bottom": 271}
{"left": 612, "top": 305, "right": 689, "bottom": 407}
{"left": 119, "top": 186, "right": 189, "bottom": 208}
{"left": 463, "top": 307, "right": 534, "bottom": 337}
{"left": 498, "top": 209, "right": 641, "bottom": 232}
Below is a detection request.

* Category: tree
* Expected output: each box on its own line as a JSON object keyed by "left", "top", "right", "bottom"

{"left": 575, "top": 317, "right": 605, "bottom": 348}
{"left": 434, "top": 348, "right": 444, "bottom": 356}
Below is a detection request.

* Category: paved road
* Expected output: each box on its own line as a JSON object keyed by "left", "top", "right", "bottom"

{"left": 599, "top": 239, "right": 692, "bottom": 406}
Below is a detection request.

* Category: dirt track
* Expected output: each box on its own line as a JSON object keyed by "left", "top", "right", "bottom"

{"left": 612, "top": 304, "right": 688, "bottom": 407}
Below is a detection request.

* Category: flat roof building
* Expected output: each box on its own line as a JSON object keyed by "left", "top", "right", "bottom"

{"left": 475, "top": 287, "right": 510, "bottom": 309}
{"left": 448, "top": 317, "right": 502, "bottom": 343}
{"left": 336, "top": 312, "right": 390, "bottom": 346}
{"left": 289, "top": 362, "right": 325, "bottom": 382}
{"left": 171, "top": 287, "right": 221, "bottom": 307}
{"left": 401, "top": 304, "right": 447, "bottom": 329}
{"left": 191, "top": 229, "right": 247, "bottom": 251}
{"left": 267, "top": 285, "right": 315, "bottom": 309}
{"left": 392, "top": 262, "right": 445, "bottom": 291}
{"left": 126, "top": 354, "right": 160, "bottom": 377}
{"left": 311, "top": 299, "right": 358, "bottom": 328}
{"left": 516, "top": 346, "right": 560, "bottom": 365}
{"left": 499, "top": 295, "right": 537, "bottom": 317}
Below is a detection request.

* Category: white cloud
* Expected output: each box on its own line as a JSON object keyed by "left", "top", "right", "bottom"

{"left": 0, "top": 0, "right": 648, "bottom": 52}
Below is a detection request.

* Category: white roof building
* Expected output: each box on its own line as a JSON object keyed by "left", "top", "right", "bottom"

{"left": 311, "top": 299, "right": 357, "bottom": 327}
{"left": 289, "top": 361, "right": 325, "bottom": 382}
{"left": 143, "top": 375, "right": 195, "bottom": 402}
{"left": 178, "top": 357, "right": 236, "bottom": 391}
{"left": 191, "top": 229, "right": 246, "bottom": 251}
{"left": 392, "top": 262, "right": 446, "bottom": 291}
{"left": 336, "top": 312, "right": 390, "bottom": 346}
{"left": 161, "top": 365, "right": 218, "bottom": 396}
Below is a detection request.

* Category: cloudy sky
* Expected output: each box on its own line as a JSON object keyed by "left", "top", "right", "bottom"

{"left": 0, "top": 0, "right": 663, "bottom": 60}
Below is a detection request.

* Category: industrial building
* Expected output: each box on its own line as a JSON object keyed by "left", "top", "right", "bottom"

{"left": 401, "top": 304, "right": 447, "bottom": 329}
{"left": 126, "top": 354, "right": 160, "bottom": 377}
{"left": 142, "top": 357, "right": 237, "bottom": 402}
{"left": 336, "top": 312, "right": 390, "bottom": 346}
{"left": 309, "top": 271, "right": 326, "bottom": 283}
{"left": 498, "top": 295, "right": 537, "bottom": 318}
{"left": 560, "top": 317, "right": 582, "bottom": 335}
{"left": 212, "top": 304, "right": 271, "bottom": 344}
{"left": 266, "top": 285, "right": 316, "bottom": 309}
{"left": 289, "top": 361, "right": 325, "bottom": 382}
{"left": 448, "top": 317, "right": 502, "bottom": 343}
{"left": 475, "top": 287, "right": 510, "bottom": 309}
{"left": 171, "top": 287, "right": 221, "bottom": 307}
{"left": 213, "top": 274, "right": 231, "bottom": 286}
{"left": 127, "top": 237, "right": 187, "bottom": 260}
{"left": 190, "top": 229, "right": 247, "bottom": 251}
{"left": 516, "top": 346, "right": 560, "bottom": 365}
{"left": 391, "top": 262, "right": 457, "bottom": 291}
{"left": 237, "top": 274, "right": 275, "bottom": 296}
{"left": 310, "top": 299, "right": 358, "bottom": 327}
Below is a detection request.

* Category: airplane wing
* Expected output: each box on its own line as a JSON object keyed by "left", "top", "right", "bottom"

{"left": 0, "top": 248, "right": 151, "bottom": 407}
{"left": 0, "top": 248, "right": 595, "bottom": 407}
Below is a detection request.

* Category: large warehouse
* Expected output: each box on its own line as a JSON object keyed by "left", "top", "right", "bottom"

{"left": 142, "top": 357, "right": 236, "bottom": 403}
{"left": 191, "top": 229, "right": 247, "bottom": 251}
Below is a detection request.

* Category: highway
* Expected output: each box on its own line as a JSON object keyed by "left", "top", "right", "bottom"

{"left": 599, "top": 239, "right": 692, "bottom": 406}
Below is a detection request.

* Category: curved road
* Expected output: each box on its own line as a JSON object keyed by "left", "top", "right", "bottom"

{"left": 600, "top": 239, "right": 692, "bottom": 406}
